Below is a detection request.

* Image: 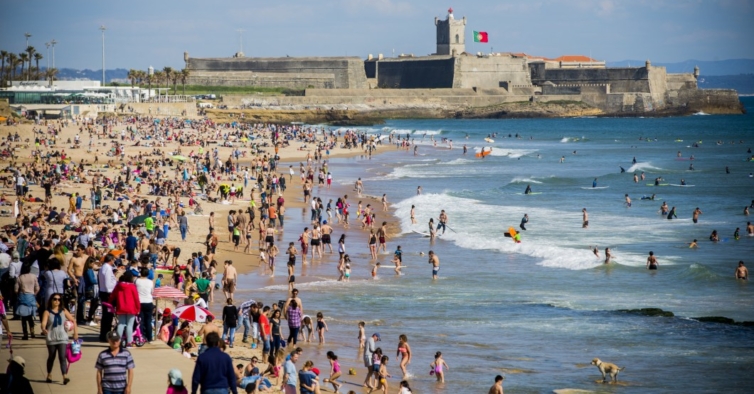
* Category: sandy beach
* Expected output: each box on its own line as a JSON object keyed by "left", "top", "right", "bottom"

{"left": 0, "top": 116, "right": 411, "bottom": 393}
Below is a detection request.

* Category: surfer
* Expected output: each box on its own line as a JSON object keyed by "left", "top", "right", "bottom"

{"left": 726, "top": 166, "right": 730, "bottom": 174}
{"left": 667, "top": 207, "right": 677, "bottom": 220}
{"left": 692, "top": 207, "right": 703, "bottom": 224}
{"left": 646, "top": 251, "right": 658, "bottom": 270}
{"left": 582, "top": 208, "right": 589, "bottom": 228}
{"left": 619, "top": 166, "right": 626, "bottom": 173}
{"left": 428, "top": 251, "right": 440, "bottom": 279}
{"left": 641, "top": 194, "right": 656, "bottom": 200}
{"left": 689, "top": 163, "right": 694, "bottom": 171}
{"left": 592, "top": 178, "right": 598, "bottom": 188}
{"left": 654, "top": 177, "right": 663, "bottom": 186}
{"left": 524, "top": 185, "right": 532, "bottom": 195}
{"left": 520, "top": 214, "right": 528, "bottom": 231}
{"left": 604, "top": 247, "right": 612, "bottom": 264}
{"left": 632, "top": 157, "right": 637, "bottom": 164}
{"left": 735, "top": 261, "right": 748, "bottom": 280}
{"left": 681, "top": 179, "right": 686, "bottom": 186}
{"left": 436, "top": 210, "right": 448, "bottom": 235}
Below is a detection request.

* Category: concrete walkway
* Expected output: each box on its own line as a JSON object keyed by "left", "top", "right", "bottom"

{"left": 2, "top": 319, "right": 196, "bottom": 394}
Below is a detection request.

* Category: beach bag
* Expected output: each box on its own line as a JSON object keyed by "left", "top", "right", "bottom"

{"left": 66, "top": 341, "right": 82, "bottom": 363}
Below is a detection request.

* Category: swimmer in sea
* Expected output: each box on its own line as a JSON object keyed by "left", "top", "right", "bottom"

{"left": 747, "top": 221, "right": 754, "bottom": 235}
{"left": 524, "top": 184, "right": 532, "bottom": 195}
{"left": 646, "top": 251, "right": 658, "bottom": 270}
{"left": 592, "top": 178, "right": 597, "bottom": 188}
{"left": 625, "top": 194, "right": 632, "bottom": 208}
{"left": 604, "top": 247, "right": 612, "bottom": 264}
{"left": 734, "top": 227, "right": 740, "bottom": 240}
{"left": 582, "top": 208, "right": 589, "bottom": 228}
{"left": 641, "top": 172, "right": 645, "bottom": 181}
{"left": 689, "top": 239, "right": 698, "bottom": 248}
{"left": 709, "top": 230, "right": 719, "bottom": 242}
{"left": 592, "top": 246, "right": 600, "bottom": 259}
{"left": 692, "top": 207, "right": 703, "bottom": 223}
{"left": 735, "top": 261, "right": 748, "bottom": 280}
{"left": 633, "top": 173, "right": 638, "bottom": 183}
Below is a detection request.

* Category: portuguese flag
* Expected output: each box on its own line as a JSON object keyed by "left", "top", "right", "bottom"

{"left": 474, "top": 31, "right": 489, "bottom": 43}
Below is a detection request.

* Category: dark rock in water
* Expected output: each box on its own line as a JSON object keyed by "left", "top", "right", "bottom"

{"left": 693, "top": 316, "right": 736, "bottom": 325}
{"left": 617, "top": 308, "right": 674, "bottom": 317}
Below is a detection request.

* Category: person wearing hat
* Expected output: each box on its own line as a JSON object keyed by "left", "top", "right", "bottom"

{"left": 192, "top": 293, "right": 207, "bottom": 309}
{"left": 362, "top": 333, "right": 381, "bottom": 389}
{"left": 166, "top": 368, "right": 188, "bottom": 394}
{"left": 0, "top": 356, "right": 33, "bottom": 393}
{"left": 95, "top": 331, "right": 135, "bottom": 394}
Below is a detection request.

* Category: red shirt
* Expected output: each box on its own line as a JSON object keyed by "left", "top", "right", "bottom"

{"left": 108, "top": 282, "right": 141, "bottom": 315}
{"left": 259, "top": 313, "right": 271, "bottom": 337}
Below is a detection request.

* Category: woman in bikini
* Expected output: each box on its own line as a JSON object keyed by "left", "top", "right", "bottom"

{"left": 396, "top": 334, "right": 412, "bottom": 379}
{"left": 368, "top": 230, "right": 378, "bottom": 260}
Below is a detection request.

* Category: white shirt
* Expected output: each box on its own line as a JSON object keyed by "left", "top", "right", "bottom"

{"left": 8, "top": 261, "right": 22, "bottom": 278}
{"left": 135, "top": 278, "right": 154, "bottom": 303}
{"left": 0, "top": 253, "right": 10, "bottom": 269}
{"left": 98, "top": 262, "right": 117, "bottom": 293}
{"left": 15, "top": 176, "right": 24, "bottom": 186}
{"left": 194, "top": 298, "right": 208, "bottom": 309}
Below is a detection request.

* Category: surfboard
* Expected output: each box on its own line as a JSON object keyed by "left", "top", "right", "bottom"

{"left": 646, "top": 183, "right": 669, "bottom": 186}
{"left": 581, "top": 186, "right": 609, "bottom": 189}
{"left": 669, "top": 184, "right": 695, "bottom": 187}
{"left": 484, "top": 138, "right": 495, "bottom": 143}
{"left": 515, "top": 192, "right": 543, "bottom": 195}
{"left": 412, "top": 230, "right": 439, "bottom": 238}
{"left": 475, "top": 149, "right": 492, "bottom": 158}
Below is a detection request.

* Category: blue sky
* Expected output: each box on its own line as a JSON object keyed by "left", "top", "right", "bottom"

{"left": 2, "top": 0, "right": 752, "bottom": 70}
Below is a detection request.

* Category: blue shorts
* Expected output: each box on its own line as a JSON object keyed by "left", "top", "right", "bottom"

{"left": 432, "top": 267, "right": 440, "bottom": 275}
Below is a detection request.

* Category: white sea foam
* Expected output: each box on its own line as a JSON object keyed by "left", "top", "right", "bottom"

{"left": 627, "top": 162, "right": 662, "bottom": 173}
{"left": 510, "top": 176, "right": 544, "bottom": 184}
{"left": 394, "top": 193, "right": 680, "bottom": 271}
{"left": 473, "top": 147, "right": 538, "bottom": 158}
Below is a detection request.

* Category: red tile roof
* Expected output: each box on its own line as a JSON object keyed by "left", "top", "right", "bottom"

{"left": 553, "top": 55, "right": 598, "bottom": 62}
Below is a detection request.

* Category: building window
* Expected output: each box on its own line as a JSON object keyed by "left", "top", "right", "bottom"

{"left": 455, "top": 34, "right": 459, "bottom": 44}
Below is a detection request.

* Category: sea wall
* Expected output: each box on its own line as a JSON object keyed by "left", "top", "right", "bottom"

{"left": 187, "top": 71, "right": 335, "bottom": 89}
{"left": 530, "top": 64, "right": 652, "bottom": 93}
{"left": 186, "top": 57, "right": 368, "bottom": 89}
{"left": 376, "top": 57, "right": 456, "bottom": 88}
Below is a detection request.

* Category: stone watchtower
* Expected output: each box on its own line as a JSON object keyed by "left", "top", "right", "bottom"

{"left": 435, "top": 8, "right": 466, "bottom": 56}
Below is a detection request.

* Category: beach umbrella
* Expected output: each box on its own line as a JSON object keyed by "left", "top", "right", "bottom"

{"left": 172, "top": 304, "right": 214, "bottom": 323}
{"left": 129, "top": 214, "right": 150, "bottom": 226}
{"left": 152, "top": 286, "right": 187, "bottom": 299}
{"left": 171, "top": 155, "right": 188, "bottom": 162}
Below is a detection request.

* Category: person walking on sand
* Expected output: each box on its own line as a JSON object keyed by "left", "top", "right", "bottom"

{"left": 192, "top": 332, "right": 238, "bottom": 394}
{"left": 96, "top": 331, "right": 134, "bottom": 394}
{"left": 222, "top": 260, "right": 237, "bottom": 301}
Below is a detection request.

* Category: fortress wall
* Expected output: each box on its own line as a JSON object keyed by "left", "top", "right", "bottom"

{"left": 376, "top": 58, "right": 456, "bottom": 88}
{"left": 453, "top": 57, "right": 531, "bottom": 88}
{"left": 186, "top": 57, "right": 367, "bottom": 89}
{"left": 668, "top": 89, "right": 743, "bottom": 114}
{"left": 534, "top": 67, "right": 651, "bottom": 93}
{"left": 225, "top": 93, "right": 538, "bottom": 108}
{"left": 304, "top": 88, "right": 478, "bottom": 97}
{"left": 188, "top": 71, "right": 335, "bottom": 89}
{"left": 666, "top": 73, "right": 697, "bottom": 91}
{"left": 647, "top": 66, "right": 668, "bottom": 108}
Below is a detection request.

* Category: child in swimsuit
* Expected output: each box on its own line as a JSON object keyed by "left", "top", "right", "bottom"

{"left": 316, "top": 312, "right": 328, "bottom": 344}
{"left": 431, "top": 351, "right": 449, "bottom": 383}
{"left": 376, "top": 355, "right": 391, "bottom": 394}
{"left": 324, "top": 351, "right": 342, "bottom": 393}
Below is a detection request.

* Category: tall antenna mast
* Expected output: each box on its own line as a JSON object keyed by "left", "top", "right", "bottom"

{"left": 236, "top": 29, "right": 246, "bottom": 54}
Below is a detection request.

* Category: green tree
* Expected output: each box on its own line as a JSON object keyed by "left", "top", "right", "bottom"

{"left": 162, "top": 67, "right": 173, "bottom": 93}
{"left": 33, "top": 52, "right": 43, "bottom": 80}
{"left": 25, "top": 46, "right": 35, "bottom": 80}
{"left": 180, "top": 68, "right": 190, "bottom": 95}
{"left": 127, "top": 69, "right": 137, "bottom": 87}
{"left": 0, "top": 50, "right": 8, "bottom": 85}
{"left": 45, "top": 67, "right": 58, "bottom": 86}
{"left": 8, "top": 53, "right": 17, "bottom": 81}
{"left": 18, "top": 53, "right": 28, "bottom": 81}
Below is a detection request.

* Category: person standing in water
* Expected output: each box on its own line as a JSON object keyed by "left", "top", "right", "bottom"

{"left": 693, "top": 207, "right": 703, "bottom": 224}
{"left": 735, "top": 261, "right": 748, "bottom": 280}
{"left": 524, "top": 185, "right": 532, "bottom": 195}
{"left": 604, "top": 247, "right": 612, "bottom": 264}
{"left": 592, "top": 178, "right": 598, "bottom": 188}
{"left": 667, "top": 207, "right": 677, "bottom": 220}
{"left": 646, "top": 251, "right": 658, "bottom": 270}
{"left": 520, "top": 214, "right": 529, "bottom": 231}
{"left": 582, "top": 208, "right": 589, "bottom": 228}
{"left": 428, "top": 251, "right": 440, "bottom": 279}
{"left": 436, "top": 210, "right": 448, "bottom": 235}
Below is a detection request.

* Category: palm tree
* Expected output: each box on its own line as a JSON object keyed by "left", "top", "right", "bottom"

{"left": 146, "top": 72, "right": 154, "bottom": 97}
{"left": 127, "top": 69, "right": 137, "bottom": 87}
{"left": 180, "top": 68, "right": 190, "bottom": 95}
{"left": 19, "top": 53, "right": 28, "bottom": 81}
{"left": 154, "top": 71, "right": 165, "bottom": 95}
{"left": 0, "top": 50, "right": 8, "bottom": 85}
{"left": 8, "top": 53, "right": 17, "bottom": 81}
{"left": 34, "top": 53, "right": 43, "bottom": 80}
{"left": 172, "top": 71, "right": 179, "bottom": 94}
{"left": 45, "top": 68, "right": 58, "bottom": 86}
{"left": 25, "top": 46, "right": 36, "bottom": 80}
{"left": 162, "top": 67, "right": 173, "bottom": 94}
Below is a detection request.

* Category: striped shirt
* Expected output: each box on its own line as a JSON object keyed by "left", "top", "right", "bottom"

{"left": 95, "top": 348, "right": 135, "bottom": 390}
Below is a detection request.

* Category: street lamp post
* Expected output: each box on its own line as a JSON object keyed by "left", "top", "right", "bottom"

{"left": 99, "top": 25, "right": 106, "bottom": 86}
{"left": 50, "top": 39, "right": 57, "bottom": 68}
{"left": 24, "top": 32, "right": 31, "bottom": 48}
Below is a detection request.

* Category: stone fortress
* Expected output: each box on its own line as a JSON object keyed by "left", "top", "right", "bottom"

{"left": 185, "top": 8, "right": 742, "bottom": 116}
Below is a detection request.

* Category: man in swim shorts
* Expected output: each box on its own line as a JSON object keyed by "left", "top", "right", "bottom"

{"left": 735, "top": 261, "right": 748, "bottom": 280}
{"left": 582, "top": 208, "right": 589, "bottom": 228}
{"left": 223, "top": 260, "right": 238, "bottom": 301}
{"left": 428, "top": 251, "right": 440, "bottom": 279}
{"left": 437, "top": 210, "right": 448, "bottom": 235}
{"left": 692, "top": 207, "right": 703, "bottom": 224}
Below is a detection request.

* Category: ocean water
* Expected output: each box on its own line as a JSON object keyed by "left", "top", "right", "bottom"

{"left": 237, "top": 98, "right": 754, "bottom": 393}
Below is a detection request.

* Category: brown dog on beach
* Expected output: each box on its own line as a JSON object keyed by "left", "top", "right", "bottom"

{"left": 591, "top": 358, "right": 625, "bottom": 383}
